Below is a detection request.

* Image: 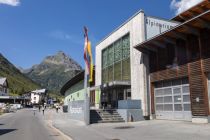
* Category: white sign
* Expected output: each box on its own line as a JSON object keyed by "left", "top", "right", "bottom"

{"left": 69, "top": 106, "right": 82, "bottom": 114}
{"left": 146, "top": 16, "right": 179, "bottom": 40}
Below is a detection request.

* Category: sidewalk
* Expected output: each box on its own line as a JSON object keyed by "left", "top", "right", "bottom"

{"left": 43, "top": 109, "right": 210, "bottom": 140}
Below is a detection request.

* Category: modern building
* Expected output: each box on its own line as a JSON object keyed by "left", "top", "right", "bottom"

{"left": 0, "top": 77, "right": 8, "bottom": 96}
{"left": 95, "top": 10, "right": 178, "bottom": 118}
{"left": 135, "top": 0, "right": 210, "bottom": 123}
{"left": 61, "top": 0, "right": 210, "bottom": 124}
{"left": 30, "top": 89, "right": 47, "bottom": 105}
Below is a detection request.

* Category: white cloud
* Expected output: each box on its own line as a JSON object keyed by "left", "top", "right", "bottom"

{"left": 170, "top": 0, "right": 203, "bottom": 14}
{"left": 0, "top": 0, "right": 20, "bottom": 6}
{"left": 49, "top": 30, "right": 73, "bottom": 41}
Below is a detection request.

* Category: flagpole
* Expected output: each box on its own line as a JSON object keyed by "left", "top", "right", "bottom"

{"left": 84, "top": 27, "right": 90, "bottom": 125}
{"left": 84, "top": 67, "right": 90, "bottom": 125}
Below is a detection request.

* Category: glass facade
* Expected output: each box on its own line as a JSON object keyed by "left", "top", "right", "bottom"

{"left": 102, "top": 34, "right": 130, "bottom": 83}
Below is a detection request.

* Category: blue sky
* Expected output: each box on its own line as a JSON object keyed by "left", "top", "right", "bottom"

{"left": 0, "top": 0, "right": 182, "bottom": 69}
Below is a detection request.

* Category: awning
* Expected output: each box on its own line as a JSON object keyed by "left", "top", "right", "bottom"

{"left": 101, "top": 81, "right": 131, "bottom": 90}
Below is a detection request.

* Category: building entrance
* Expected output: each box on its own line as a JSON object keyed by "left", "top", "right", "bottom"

{"left": 101, "top": 88, "right": 131, "bottom": 109}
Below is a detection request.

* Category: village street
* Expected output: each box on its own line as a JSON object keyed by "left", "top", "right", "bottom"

{"left": 0, "top": 109, "right": 68, "bottom": 140}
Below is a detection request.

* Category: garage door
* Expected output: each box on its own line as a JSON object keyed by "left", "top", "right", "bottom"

{"left": 154, "top": 80, "right": 192, "bottom": 121}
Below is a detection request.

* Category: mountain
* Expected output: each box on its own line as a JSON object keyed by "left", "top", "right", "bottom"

{"left": 24, "top": 51, "right": 82, "bottom": 94}
{"left": 0, "top": 53, "right": 40, "bottom": 95}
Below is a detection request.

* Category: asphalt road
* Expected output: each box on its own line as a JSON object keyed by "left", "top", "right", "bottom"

{"left": 0, "top": 108, "right": 64, "bottom": 140}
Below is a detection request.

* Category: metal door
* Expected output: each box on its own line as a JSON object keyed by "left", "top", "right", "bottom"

{"left": 155, "top": 84, "right": 191, "bottom": 121}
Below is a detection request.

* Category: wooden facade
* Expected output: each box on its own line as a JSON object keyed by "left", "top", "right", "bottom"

{"left": 136, "top": 1, "right": 210, "bottom": 118}
{"left": 148, "top": 29, "right": 210, "bottom": 116}
{"left": 150, "top": 58, "right": 210, "bottom": 116}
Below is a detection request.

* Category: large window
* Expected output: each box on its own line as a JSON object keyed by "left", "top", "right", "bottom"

{"left": 102, "top": 34, "right": 130, "bottom": 83}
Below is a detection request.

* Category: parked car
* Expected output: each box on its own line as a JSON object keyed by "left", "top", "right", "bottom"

{"left": 9, "top": 105, "right": 17, "bottom": 112}
{"left": 10, "top": 104, "right": 23, "bottom": 110}
{"left": 2, "top": 106, "right": 10, "bottom": 113}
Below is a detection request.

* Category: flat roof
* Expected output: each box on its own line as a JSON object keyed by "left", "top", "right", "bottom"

{"left": 135, "top": 9, "right": 210, "bottom": 52}
{"left": 96, "top": 10, "right": 144, "bottom": 46}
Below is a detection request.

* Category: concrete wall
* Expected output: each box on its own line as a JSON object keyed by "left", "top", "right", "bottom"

{"left": 68, "top": 100, "right": 85, "bottom": 121}
{"left": 117, "top": 109, "right": 144, "bottom": 122}
{"left": 95, "top": 10, "right": 148, "bottom": 116}
{"left": 118, "top": 100, "right": 141, "bottom": 109}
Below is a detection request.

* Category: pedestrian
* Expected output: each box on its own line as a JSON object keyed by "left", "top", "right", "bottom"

{"left": 42, "top": 106, "right": 45, "bottom": 115}
{"left": 38, "top": 105, "right": 41, "bottom": 112}
{"left": 56, "top": 105, "right": 59, "bottom": 113}
{"left": 33, "top": 106, "right": 36, "bottom": 116}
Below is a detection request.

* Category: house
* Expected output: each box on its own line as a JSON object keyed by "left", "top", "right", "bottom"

{"left": 135, "top": 0, "right": 210, "bottom": 123}
{"left": 30, "top": 89, "right": 47, "bottom": 105}
{"left": 0, "top": 77, "right": 8, "bottom": 96}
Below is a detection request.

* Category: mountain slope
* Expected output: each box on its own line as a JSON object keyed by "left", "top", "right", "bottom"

{"left": 0, "top": 53, "right": 40, "bottom": 95}
{"left": 24, "top": 51, "right": 82, "bottom": 94}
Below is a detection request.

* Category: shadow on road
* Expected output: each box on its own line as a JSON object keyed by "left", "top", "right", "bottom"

{"left": 0, "top": 129, "right": 17, "bottom": 136}
{"left": 0, "top": 124, "right": 4, "bottom": 125}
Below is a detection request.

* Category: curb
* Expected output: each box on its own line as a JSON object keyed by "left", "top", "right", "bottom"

{"left": 0, "top": 112, "right": 11, "bottom": 118}
{"left": 47, "top": 120, "right": 73, "bottom": 140}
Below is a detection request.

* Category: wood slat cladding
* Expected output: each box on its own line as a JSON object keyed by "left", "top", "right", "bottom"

{"left": 203, "top": 58, "right": 210, "bottom": 72}
{"left": 150, "top": 64, "right": 188, "bottom": 82}
{"left": 188, "top": 60, "right": 208, "bottom": 116}
{"left": 172, "top": 0, "right": 210, "bottom": 22}
{"left": 150, "top": 84, "right": 155, "bottom": 114}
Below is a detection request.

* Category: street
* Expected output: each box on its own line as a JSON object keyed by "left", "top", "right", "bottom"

{"left": 0, "top": 109, "right": 66, "bottom": 140}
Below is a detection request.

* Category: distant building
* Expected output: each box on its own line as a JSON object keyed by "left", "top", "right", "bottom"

{"left": 0, "top": 77, "right": 8, "bottom": 96}
{"left": 30, "top": 89, "right": 47, "bottom": 104}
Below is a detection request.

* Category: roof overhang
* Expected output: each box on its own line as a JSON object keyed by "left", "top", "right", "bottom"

{"left": 60, "top": 71, "right": 84, "bottom": 95}
{"left": 172, "top": 0, "right": 210, "bottom": 22}
{"left": 135, "top": 10, "right": 210, "bottom": 53}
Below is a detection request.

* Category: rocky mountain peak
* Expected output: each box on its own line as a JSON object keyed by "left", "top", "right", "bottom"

{"left": 42, "top": 51, "right": 82, "bottom": 71}
{"left": 23, "top": 51, "right": 83, "bottom": 93}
